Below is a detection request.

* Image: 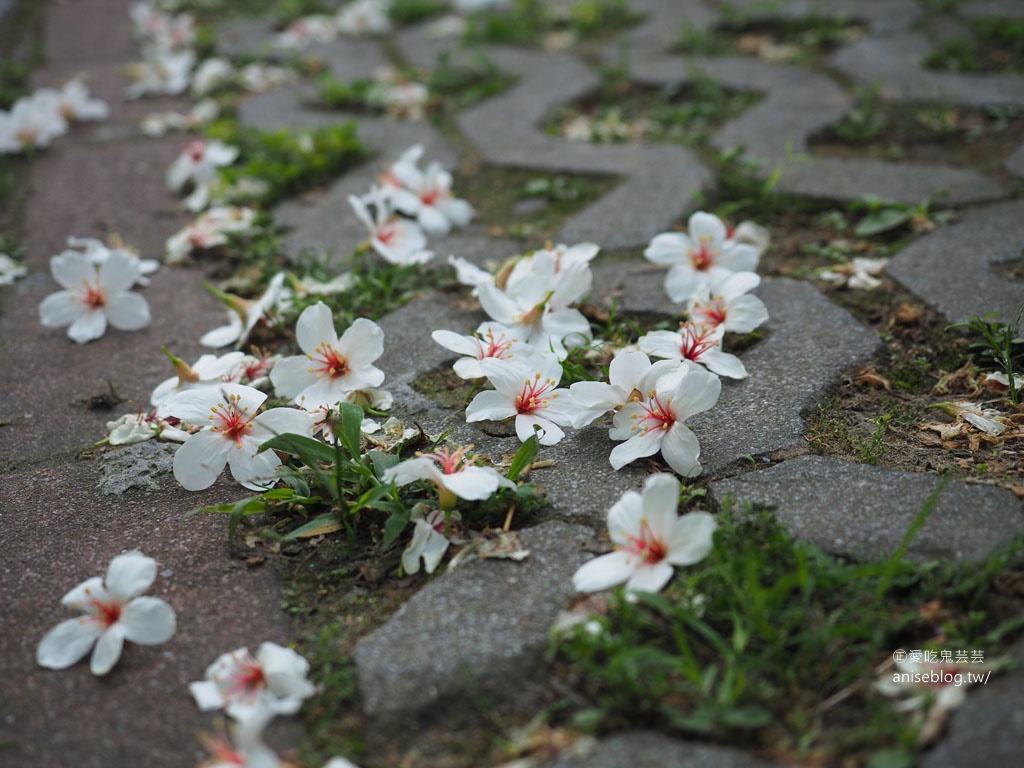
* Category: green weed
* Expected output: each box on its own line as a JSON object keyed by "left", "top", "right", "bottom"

{"left": 552, "top": 497, "right": 1024, "bottom": 764}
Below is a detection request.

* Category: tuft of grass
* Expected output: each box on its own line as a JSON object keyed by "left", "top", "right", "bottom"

{"left": 925, "top": 18, "right": 1024, "bottom": 73}
{"left": 552, "top": 499, "right": 1024, "bottom": 764}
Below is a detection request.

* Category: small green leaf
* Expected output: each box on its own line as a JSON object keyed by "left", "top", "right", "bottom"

{"left": 855, "top": 208, "right": 910, "bottom": 237}
{"left": 284, "top": 512, "right": 343, "bottom": 540}
{"left": 721, "top": 705, "right": 773, "bottom": 729}
{"left": 338, "top": 402, "right": 365, "bottom": 460}
{"left": 506, "top": 434, "right": 540, "bottom": 482}
{"left": 368, "top": 449, "right": 399, "bottom": 478}
{"left": 382, "top": 507, "right": 412, "bottom": 549}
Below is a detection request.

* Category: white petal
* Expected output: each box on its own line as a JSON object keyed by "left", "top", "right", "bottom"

{"left": 67, "top": 310, "right": 107, "bottom": 343}
{"left": 661, "top": 425, "right": 702, "bottom": 477}
{"left": 120, "top": 597, "right": 176, "bottom": 644}
{"left": 669, "top": 368, "right": 721, "bottom": 420}
{"left": 640, "top": 474, "right": 681, "bottom": 538}
{"left": 50, "top": 251, "right": 95, "bottom": 289}
{"left": 644, "top": 232, "right": 690, "bottom": 266}
{"left": 701, "top": 349, "right": 747, "bottom": 380}
{"left": 250, "top": 407, "right": 316, "bottom": 442}
{"left": 105, "top": 551, "right": 157, "bottom": 600}
{"left": 228, "top": 442, "right": 282, "bottom": 491}
{"left": 61, "top": 577, "right": 106, "bottom": 610}
{"left": 516, "top": 414, "right": 564, "bottom": 445}
{"left": 723, "top": 295, "right": 769, "bottom": 333}
{"left": 39, "top": 291, "right": 82, "bottom": 328}
{"left": 465, "top": 390, "right": 516, "bottom": 422}
{"left": 667, "top": 512, "right": 718, "bottom": 566}
{"left": 625, "top": 561, "right": 674, "bottom": 593}
{"left": 338, "top": 317, "right": 384, "bottom": 368}
{"left": 37, "top": 617, "right": 102, "bottom": 669}
{"left": 90, "top": 625, "right": 125, "bottom": 676}
{"left": 296, "top": 301, "right": 339, "bottom": 353}
{"left": 432, "top": 329, "right": 480, "bottom": 357}
{"left": 200, "top": 317, "right": 243, "bottom": 348}
{"left": 105, "top": 292, "right": 151, "bottom": 331}
{"left": 189, "top": 680, "right": 226, "bottom": 711}
{"left": 441, "top": 466, "right": 505, "bottom": 500}
{"left": 609, "top": 430, "right": 663, "bottom": 470}
{"left": 174, "top": 430, "right": 229, "bottom": 490}
{"left": 572, "top": 551, "right": 635, "bottom": 593}
{"left": 269, "top": 354, "right": 318, "bottom": 401}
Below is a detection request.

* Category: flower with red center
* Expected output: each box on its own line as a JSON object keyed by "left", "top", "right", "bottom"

{"left": 609, "top": 364, "right": 721, "bottom": 477}
{"left": 166, "top": 137, "right": 239, "bottom": 195}
{"left": 573, "top": 474, "right": 717, "bottom": 593}
{"left": 466, "top": 353, "right": 583, "bottom": 445}
{"left": 348, "top": 192, "right": 433, "bottom": 265}
{"left": 687, "top": 271, "right": 768, "bottom": 334}
{"left": 190, "top": 643, "right": 316, "bottom": 720}
{"left": 384, "top": 443, "right": 515, "bottom": 510}
{"left": 161, "top": 383, "right": 315, "bottom": 491}
{"left": 386, "top": 158, "right": 474, "bottom": 236}
{"left": 0, "top": 93, "right": 68, "bottom": 154}
{"left": 37, "top": 551, "right": 177, "bottom": 676}
{"left": 39, "top": 249, "right": 151, "bottom": 344}
{"left": 639, "top": 321, "right": 747, "bottom": 379}
{"left": 398, "top": 507, "right": 464, "bottom": 575}
{"left": 270, "top": 302, "right": 386, "bottom": 410}
{"left": 571, "top": 350, "right": 686, "bottom": 428}
{"left": 644, "top": 211, "right": 761, "bottom": 303}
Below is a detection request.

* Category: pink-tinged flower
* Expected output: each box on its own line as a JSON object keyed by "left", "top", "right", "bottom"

{"left": 570, "top": 350, "right": 684, "bottom": 426}
{"left": 35, "top": 78, "right": 109, "bottom": 122}
{"left": 273, "top": 15, "right": 338, "bottom": 50}
{"left": 645, "top": 211, "right": 760, "bottom": 303}
{"left": 387, "top": 159, "right": 474, "bottom": 236}
{"left": 190, "top": 642, "right": 315, "bottom": 718}
{"left": 230, "top": 351, "right": 280, "bottom": 388}
{"left": 378, "top": 144, "right": 425, "bottom": 190}
{"left": 167, "top": 137, "right": 239, "bottom": 194}
{"left": 400, "top": 507, "right": 463, "bottom": 575}
{"left": 124, "top": 49, "right": 196, "bottom": 100}
{"left": 39, "top": 249, "right": 151, "bottom": 344}
{"left": 384, "top": 444, "right": 515, "bottom": 509}
{"left": 609, "top": 364, "right": 721, "bottom": 477}
{"left": 196, "top": 714, "right": 282, "bottom": 768}
{"left": 336, "top": 0, "right": 391, "bottom": 36}
{"left": 201, "top": 272, "right": 287, "bottom": 349}
{"left": 819, "top": 257, "right": 889, "bottom": 290}
{"left": 163, "top": 383, "right": 315, "bottom": 491}
{"left": 349, "top": 192, "right": 433, "bottom": 265}
{"left": 151, "top": 348, "right": 247, "bottom": 406}
{"left": 37, "top": 551, "right": 176, "bottom": 676}
{"left": 686, "top": 271, "right": 768, "bottom": 333}
{"left": 639, "top": 322, "right": 747, "bottom": 380}
{"left": 105, "top": 410, "right": 188, "bottom": 445}
{"left": 141, "top": 97, "right": 219, "bottom": 136}
{"left": 465, "top": 353, "right": 580, "bottom": 445}
{"left": 573, "top": 474, "right": 717, "bottom": 593}
{"left": 270, "top": 303, "right": 386, "bottom": 409}
{"left": 431, "top": 321, "right": 529, "bottom": 379}
{"left": 0, "top": 94, "right": 69, "bottom": 153}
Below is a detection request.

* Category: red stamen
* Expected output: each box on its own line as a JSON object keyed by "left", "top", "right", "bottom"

{"left": 310, "top": 343, "right": 350, "bottom": 378}
{"left": 515, "top": 373, "right": 555, "bottom": 414}
{"left": 83, "top": 285, "right": 106, "bottom": 310}
{"left": 622, "top": 519, "right": 669, "bottom": 564}
{"left": 692, "top": 297, "right": 727, "bottom": 327}
{"left": 678, "top": 323, "right": 718, "bottom": 361}
{"left": 419, "top": 446, "right": 472, "bottom": 475}
{"left": 636, "top": 393, "right": 676, "bottom": 434}
{"left": 690, "top": 241, "right": 717, "bottom": 271}
{"left": 211, "top": 395, "right": 253, "bottom": 446}
{"left": 476, "top": 329, "right": 513, "bottom": 361}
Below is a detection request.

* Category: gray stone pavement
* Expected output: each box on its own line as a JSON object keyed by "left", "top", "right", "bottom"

{"left": 2, "top": 1, "right": 1023, "bottom": 767}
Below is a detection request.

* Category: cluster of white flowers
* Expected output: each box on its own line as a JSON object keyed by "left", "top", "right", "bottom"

{"left": 365, "top": 66, "right": 431, "bottom": 122}
{"left": 274, "top": 0, "right": 391, "bottom": 50}
{"left": 166, "top": 137, "right": 241, "bottom": 211}
{"left": 0, "top": 78, "right": 109, "bottom": 155}
{"left": 125, "top": 1, "right": 198, "bottom": 99}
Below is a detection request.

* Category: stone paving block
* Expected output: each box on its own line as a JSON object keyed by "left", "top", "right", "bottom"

{"left": 710, "top": 455, "right": 1024, "bottom": 562}
{"left": 887, "top": 199, "right": 1024, "bottom": 327}
{"left": 44, "top": 0, "right": 139, "bottom": 65}
{"left": 353, "top": 520, "right": 593, "bottom": 721}
{"left": 831, "top": 34, "right": 1024, "bottom": 107}
{"left": 539, "top": 730, "right": 786, "bottom": 768}
{"left": 920, "top": 636, "right": 1024, "bottom": 768}
{"left": 714, "top": 0, "right": 921, "bottom": 34}
{"left": 0, "top": 459, "right": 296, "bottom": 768}
{"left": 630, "top": 51, "right": 1005, "bottom": 205}
{"left": 962, "top": 0, "right": 1024, "bottom": 20}
{"left": 440, "top": 39, "right": 710, "bottom": 248}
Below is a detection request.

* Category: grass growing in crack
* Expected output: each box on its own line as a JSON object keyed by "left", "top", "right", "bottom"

{"left": 949, "top": 305, "right": 1024, "bottom": 406}
{"left": 833, "top": 85, "right": 888, "bottom": 144}
{"left": 552, "top": 498, "right": 1024, "bottom": 766}
{"left": 204, "top": 120, "right": 368, "bottom": 208}
{"left": 925, "top": 17, "right": 1024, "bottom": 74}
{"left": 677, "top": 14, "right": 863, "bottom": 64}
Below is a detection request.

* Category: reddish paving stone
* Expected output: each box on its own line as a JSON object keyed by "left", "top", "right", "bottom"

{"left": 0, "top": 460, "right": 296, "bottom": 768}
{"left": 44, "top": 0, "right": 141, "bottom": 65}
